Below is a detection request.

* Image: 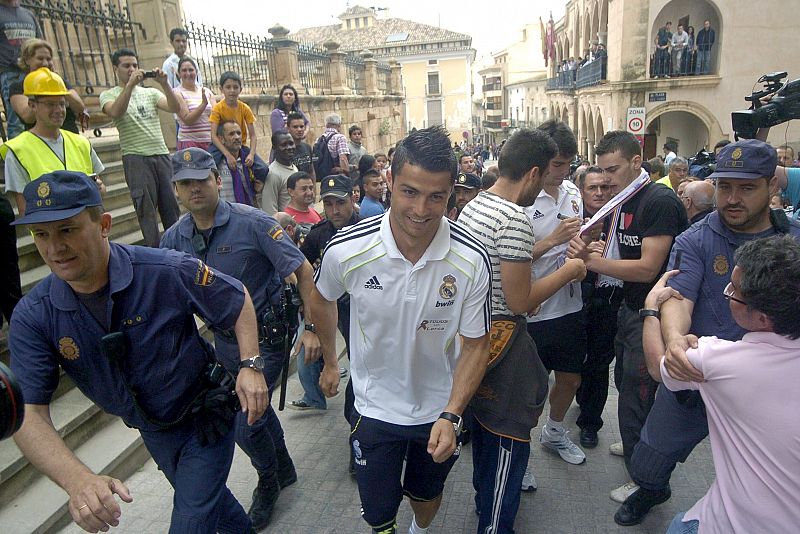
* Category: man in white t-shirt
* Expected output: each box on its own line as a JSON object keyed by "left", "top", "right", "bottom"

{"left": 642, "top": 235, "right": 800, "bottom": 534}
{"left": 524, "top": 120, "right": 588, "bottom": 474}
{"left": 261, "top": 130, "right": 296, "bottom": 216}
{"left": 315, "top": 126, "right": 491, "bottom": 534}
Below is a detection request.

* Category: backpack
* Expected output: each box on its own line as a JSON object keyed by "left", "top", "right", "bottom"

{"left": 312, "top": 132, "right": 337, "bottom": 178}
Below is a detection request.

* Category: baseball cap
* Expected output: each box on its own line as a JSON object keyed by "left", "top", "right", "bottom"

{"left": 708, "top": 139, "right": 777, "bottom": 180}
{"left": 12, "top": 171, "right": 102, "bottom": 226}
{"left": 455, "top": 173, "right": 481, "bottom": 189}
{"left": 172, "top": 147, "right": 216, "bottom": 181}
{"left": 320, "top": 174, "right": 353, "bottom": 199}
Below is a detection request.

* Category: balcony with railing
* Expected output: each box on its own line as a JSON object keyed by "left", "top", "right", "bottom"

{"left": 426, "top": 82, "right": 441, "bottom": 96}
{"left": 483, "top": 82, "right": 502, "bottom": 93}
{"left": 546, "top": 70, "right": 575, "bottom": 91}
{"left": 576, "top": 56, "right": 607, "bottom": 89}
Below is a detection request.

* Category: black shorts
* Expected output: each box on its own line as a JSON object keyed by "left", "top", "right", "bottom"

{"left": 526, "top": 310, "right": 588, "bottom": 373}
{"left": 350, "top": 411, "right": 461, "bottom": 530}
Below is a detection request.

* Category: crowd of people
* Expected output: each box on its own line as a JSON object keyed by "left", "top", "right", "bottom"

{"left": 1, "top": 5, "right": 800, "bottom": 534}
{"left": 556, "top": 40, "right": 607, "bottom": 78}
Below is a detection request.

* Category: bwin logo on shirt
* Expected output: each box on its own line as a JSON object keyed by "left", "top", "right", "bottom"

{"left": 529, "top": 209, "right": 545, "bottom": 220}
{"left": 364, "top": 276, "right": 383, "bottom": 290}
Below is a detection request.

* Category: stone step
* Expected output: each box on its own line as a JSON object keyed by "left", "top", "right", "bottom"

{"left": 0, "top": 417, "right": 147, "bottom": 534}
{"left": 0, "top": 386, "right": 105, "bottom": 506}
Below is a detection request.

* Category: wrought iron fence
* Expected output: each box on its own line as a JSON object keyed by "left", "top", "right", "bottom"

{"left": 344, "top": 54, "right": 365, "bottom": 94}
{"left": 297, "top": 43, "right": 331, "bottom": 95}
{"left": 184, "top": 20, "right": 277, "bottom": 94}
{"left": 576, "top": 56, "right": 607, "bottom": 89}
{"left": 377, "top": 63, "right": 391, "bottom": 94}
{"left": 21, "top": 0, "right": 145, "bottom": 94}
{"left": 545, "top": 70, "right": 575, "bottom": 91}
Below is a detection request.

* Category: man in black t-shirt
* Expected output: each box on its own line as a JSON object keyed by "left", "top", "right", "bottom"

{"left": 568, "top": 130, "right": 687, "bottom": 504}
{"left": 287, "top": 111, "right": 316, "bottom": 181}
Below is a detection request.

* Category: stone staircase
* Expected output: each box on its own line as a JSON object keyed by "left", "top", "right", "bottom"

{"left": 0, "top": 133, "right": 156, "bottom": 534}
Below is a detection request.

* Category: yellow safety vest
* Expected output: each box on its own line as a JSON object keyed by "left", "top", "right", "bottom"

{"left": 0, "top": 129, "right": 94, "bottom": 182}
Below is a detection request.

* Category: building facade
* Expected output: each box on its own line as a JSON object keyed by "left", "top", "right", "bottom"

{"left": 545, "top": 0, "right": 800, "bottom": 161}
{"left": 291, "top": 5, "right": 475, "bottom": 144}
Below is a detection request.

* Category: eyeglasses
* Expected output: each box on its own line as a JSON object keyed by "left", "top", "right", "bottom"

{"left": 723, "top": 282, "right": 747, "bottom": 306}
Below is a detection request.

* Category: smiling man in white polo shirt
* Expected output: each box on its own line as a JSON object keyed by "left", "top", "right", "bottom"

{"left": 315, "top": 126, "right": 492, "bottom": 534}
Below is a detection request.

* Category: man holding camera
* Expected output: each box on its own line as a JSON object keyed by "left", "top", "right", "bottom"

{"left": 9, "top": 170, "right": 268, "bottom": 533}
{"left": 100, "top": 48, "right": 182, "bottom": 247}
{"left": 160, "top": 148, "right": 338, "bottom": 530}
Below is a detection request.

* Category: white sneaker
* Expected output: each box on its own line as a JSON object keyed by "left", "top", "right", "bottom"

{"left": 521, "top": 469, "right": 537, "bottom": 492}
{"left": 610, "top": 481, "right": 640, "bottom": 503}
{"left": 540, "top": 426, "right": 586, "bottom": 465}
{"left": 609, "top": 441, "right": 624, "bottom": 457}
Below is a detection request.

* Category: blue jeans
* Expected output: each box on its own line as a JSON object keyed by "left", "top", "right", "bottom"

{"left": 666, "top": 512, "right": 699, "bottom": 534}
{"left": 296, "top": 343, "right": 327, "bottom": 409}
{"left": 695, "top": 50, "right": 712, "bottom": 74}
{"left": 0, "top": 70, "right": 25, "bottom": 139}
{"left": 471, "top": 420, "right": 529, "bottom": 534}
{"left": 140, "top": 423, "right": 251, "bottom": 534}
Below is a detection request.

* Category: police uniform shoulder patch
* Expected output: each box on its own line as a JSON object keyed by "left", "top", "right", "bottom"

{"left": 194, "top": 260, "right": 216, "bottom": 286}
{"left": 713, "top": 255, "right": 729, "bottom": 276}
{"left": 268, "top": 223, "right": 284, "bottom": 241}
{"left": 439, "top": 274, "right": 457, "bottom": 300}
{"left": 58, "top": 337, "right": 80, "bottom": 360}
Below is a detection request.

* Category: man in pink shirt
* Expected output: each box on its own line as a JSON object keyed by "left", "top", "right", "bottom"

{"left": 284, "top": 171, "right": 321, "bottom": 226}
{"left": 642, "top": 235, "right": 800, "bottom": 534}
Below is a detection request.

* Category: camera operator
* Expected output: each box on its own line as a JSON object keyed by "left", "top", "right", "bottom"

{"left": 9, "top": 170, "right": 268, "bottom": 533}
{"left": 160, "top": 148, "right": 338, "bottom": 530}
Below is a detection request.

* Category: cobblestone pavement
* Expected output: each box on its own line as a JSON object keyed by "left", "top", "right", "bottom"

{"left": 59, "top": 363, "right": 713, "bottom": 534}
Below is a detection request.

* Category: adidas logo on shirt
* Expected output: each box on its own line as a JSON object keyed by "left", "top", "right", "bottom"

{"left": 530, "top": 209, "right": 545, "bottom": 220}
{"left": 364, "top": 276, "right": 383, "bottom": 290}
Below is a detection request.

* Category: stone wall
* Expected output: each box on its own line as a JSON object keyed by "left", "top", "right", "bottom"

{"left": 240, "top": 94, "right": 406, "bottom": 158}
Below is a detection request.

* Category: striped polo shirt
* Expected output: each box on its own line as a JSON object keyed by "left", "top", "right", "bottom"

{"left": 99, "top": 85, "right": 168, "bottom": 156}
{"left": 315, "top": 212, "right": 492, "bottom": 426}
{"left": 458, "top": 190, "right": 535, "bottom": 317}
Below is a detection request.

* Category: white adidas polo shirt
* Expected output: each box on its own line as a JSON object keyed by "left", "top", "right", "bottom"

{"left": 524, "top": 180, "right": 584, "bottom": 322}
{"left": 315, "top": 212, "right": 492, "bottom": 426}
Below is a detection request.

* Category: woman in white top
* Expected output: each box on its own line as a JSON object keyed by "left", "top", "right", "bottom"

{"left": 173, "top": 57, "right": 216, "bottom": 150}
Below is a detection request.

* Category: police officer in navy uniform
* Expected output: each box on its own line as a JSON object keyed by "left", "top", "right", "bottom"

{"left": 160, "top": 148, "right": 339, "bottom": 530}
{"left": 613, "top": 139, "right": 800, "bottom": 526}
{"left": 9, "top": 170, "right": 268, "bottom": 533}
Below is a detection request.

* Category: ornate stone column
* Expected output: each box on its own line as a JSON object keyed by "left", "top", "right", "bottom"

{"left": 324, "top": 41, "right": 349, "bottom": 95}
{"left": 269, "top": 24, "right": 301, "bottom": 88}
{"left": 361, "top": 50, "right": 379, "bottom": 96}
{"left": 389, "top": 59, "right": 402, "bottom": 96}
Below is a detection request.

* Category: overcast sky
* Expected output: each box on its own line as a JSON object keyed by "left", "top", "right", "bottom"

{"left": 181, "top": 0, "right": 567, "bottom": 59}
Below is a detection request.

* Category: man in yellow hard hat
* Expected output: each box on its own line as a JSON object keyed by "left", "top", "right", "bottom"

{"left": 1, "top": 67, "right": 105, "bottom": 214}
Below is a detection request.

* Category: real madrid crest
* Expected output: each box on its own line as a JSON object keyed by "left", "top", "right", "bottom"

{"left": 183, "top": 150, "right": 192, "bottom": 161}
{"left": 439, "top": 274, "right": 457, "bottom": 300}
{"left": 37, "top": 181, "right": 50, "bottom": 199}
{"left": 713, "top": 255, "right": 729, "bottom": 276}
{"left": 571, "top": 199, "right": 579, "bottom": 214}
{"left": 58, "top": 337, "right": 80, "bottom": 360}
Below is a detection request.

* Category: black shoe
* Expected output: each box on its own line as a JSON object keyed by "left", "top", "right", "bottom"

{"left": 614, "top": 486, "right": 672, "bottom": 526}
{"left": 275, "top": 446, "right": 297, "bottom": 489}
{"left": 248, "top": 472, "right": 281, "bottom": 530}
{"left": 579, "top": 428, "right": 598, "bottom": 449}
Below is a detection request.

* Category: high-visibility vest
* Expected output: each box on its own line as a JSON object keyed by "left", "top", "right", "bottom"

{"left": 0, "top": 129, "right": 93, "bottom": 182}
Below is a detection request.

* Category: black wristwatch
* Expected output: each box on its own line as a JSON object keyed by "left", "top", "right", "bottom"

{"left": 304, "top": 323, "right": 317, "bottom": 333}
{"left": 639, "top": 308, "right": 660, "bottom": 320}
{"left": 239, "top": 355, "right": 265, "bottom": 370}
{"left": 439, "top": 411, "right": 463, "bottom": 435}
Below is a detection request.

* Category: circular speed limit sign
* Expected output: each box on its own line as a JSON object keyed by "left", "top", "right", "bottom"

{"left": 628, "top": 117, "right": 643, "bottom": 133}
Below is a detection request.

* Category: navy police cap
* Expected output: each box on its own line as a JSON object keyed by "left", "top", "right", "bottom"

{"left": 12, "top": 170, "right": 102, "bottom": 226}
